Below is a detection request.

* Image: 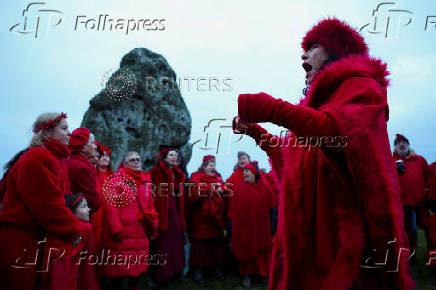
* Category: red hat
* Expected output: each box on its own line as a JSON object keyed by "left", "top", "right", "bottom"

{"left": 244, "top": 161, "right": 259, "bottom": 176}
{"left": 69, "top": 127, "right": 91, "bottom": 153}
{"left": 203, "top": 155, "right": 215, "bottom": 164}
{"left": 302, "top": 18, "right": 368, "bottom": 59}
{"left": 394, "top": 134, "right": 409, "bottom": 145}
{"left": 97, "top": 143, "right": 112, "bottom": 157}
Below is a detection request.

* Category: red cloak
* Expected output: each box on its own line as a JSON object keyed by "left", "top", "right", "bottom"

{"left": 229, "top": 176, "right": 277, "bottom": 263}
{"left": 238, "top": 55, "right": 414, "bottom": 290}
{"left": 149, "top": 161, "right": 186, "bottom": 231}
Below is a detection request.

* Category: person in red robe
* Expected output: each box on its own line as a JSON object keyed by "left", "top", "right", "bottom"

{"left": 46, "top": 193, "right": 92, "bottom": 290}
{"left": 393, "top": 134, "right": 430, "bottom": 258}
{"left": 100, "top": 151, "right": 158, "bottom": 290}
{"left": 149, "top": 147, "right": 187, "bottom": 286}
{"left": 186, "top": 155, "right": 230, "bottom": 283}
{"left": 63, "top": 127, "right": 101, "bottom": 290}
{"left": 0, "top": 113, "right": 85, "bottom": 290}
{"left": 94, "top": 143, "right": 114, "bottom": 257}
{"left": 235, "top": 18, "right": 414, "bottom": 289}
{"left": 426, "top": 162, "right": 436, "bottom": 266}
{"left": 228, "top": 161, "right": 277, "bottom": 287}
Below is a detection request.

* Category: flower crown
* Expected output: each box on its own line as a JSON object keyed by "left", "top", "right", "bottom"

{"left": 33, "top": 113, "right": 67, "bottom": 133}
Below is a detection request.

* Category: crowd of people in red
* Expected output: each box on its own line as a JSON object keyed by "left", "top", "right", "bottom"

{"left": 0, "top": 17, "right": 435, "bottom": 290}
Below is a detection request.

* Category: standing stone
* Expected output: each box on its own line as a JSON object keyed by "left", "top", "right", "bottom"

{"left": 81, "top": 47, "right": 192, "bottom": 171}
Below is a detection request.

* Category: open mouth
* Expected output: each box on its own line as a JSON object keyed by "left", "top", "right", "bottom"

{"left": 302, "top": 62, "right": 312, "bottom": 72}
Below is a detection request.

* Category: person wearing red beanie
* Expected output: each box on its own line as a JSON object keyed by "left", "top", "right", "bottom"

{"left": 63, "top": 127, "right": 101, "bottom": 290}
{"left": 228, "top": 161, "right": 278, "bottom": 287}
{"left": 185, "top": 155, "right": 230, "bottom": 283}
{"left": 393, "top": 134, "right": 430, "bottom": 261}
{"left": 235, "top": 18, "right": 414, "bottom": 289}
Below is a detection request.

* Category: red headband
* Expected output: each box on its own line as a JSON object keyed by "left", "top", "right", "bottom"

{"left": 203, "top": 155, "right": 215, "bottom": 164}
{"left": 33, "top": 113, "right": 67, "bottom": 133}
{"left": 70, "top": 195, "right": 83, "bottom": 209}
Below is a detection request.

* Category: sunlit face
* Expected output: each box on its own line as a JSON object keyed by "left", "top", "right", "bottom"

{"left": 203, "top": 161, "right": 216, "bottom": 176}
{"left": 83, "top": 134, "right": 97, "bottom": 160}
{"left": 395, "top": 140, "right": 410, "bottom": 157}
{"left": 238, "top": 154, "right": 250, "bottom": 168}
{"left": 165, "top": 150, "right": 178, "bottom": 166}
{"left": 125, "top": 153, "right": 142, "bottom": 172}
{"left": 74, "top": 198, "right": 90, "bottom": 222}
{"left": 243, "top": 168, "right": 256, "bottom": 183}
{"left": 98, "top": 151, "right": 110, "bottom": 169}
{"left": 47, "top": 118, "right": 71, "bottom": 145}
{"left": 302, "top": 43, "right": 330, "bottom": 84}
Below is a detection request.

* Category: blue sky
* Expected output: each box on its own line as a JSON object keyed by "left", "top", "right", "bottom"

{"left": 1, "top": 0, "right": 435, "bottom": 179}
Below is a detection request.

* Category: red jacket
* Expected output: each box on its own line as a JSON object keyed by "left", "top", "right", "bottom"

{"left": 428, "top": 162, "right": 436, "bottom": 203}
{"left": 186, "top": 171, "right": 228, "bottom": 239}
{"left": 226, "top": 167, "right": 244, "bottom": 191}
{"left": 238, "top": 55, "right": 414, "bottom": 290}
{"left": 393, "top": 150, "right": 429, "bottom": 206}
{"left": 0, "top": 138, "right": 84, "bottom": 290}
{"left": 149, "top": 161, "right": 186, "bottom": 232}
{"left": 102, "top": 168, "right": 158, "bottom": 276}
{"left": 63, "top": 154, "right": 101, "bottom": 213}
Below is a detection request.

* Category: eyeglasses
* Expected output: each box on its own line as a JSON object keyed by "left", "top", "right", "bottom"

{"left": 127, "top": 157, "right": 140, "bottom": 163}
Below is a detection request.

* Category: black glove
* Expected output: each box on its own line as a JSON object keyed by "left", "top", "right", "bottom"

{"left": 396, "top": 160, "right": 405, "bottom": 174}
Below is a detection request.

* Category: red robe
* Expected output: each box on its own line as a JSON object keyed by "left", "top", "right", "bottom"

{"left": 226, "top": 167, "right": 244, "bottom": 190}
{"left": 149, "top": 161, "right": 186, "bottom": 232}
{"left": 186, "top": 171, "right": 229, "bottom": 267}
{"left": 238, "top": 55, "right": 414, "bottom": 289}
{"left": 426, "top": 162, "right": 436, "bottom": 266}
{"left": 229, "top": 176, "right": 277, "bottom": 276}
{"left": 102, "top": 168, "right": 158, "bottom": 276}
{"left": 393, "top": 150, "right": 429, "bottom": 206}
{"left": 94, "top": 168, "right": 114, "bottom": 250}
{"left": 0, "top": 138, "right": 85, "bottom": 290}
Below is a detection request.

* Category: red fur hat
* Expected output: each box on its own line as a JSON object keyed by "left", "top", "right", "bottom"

{"left": 97, "top": 143, "right": 112, "bottom": 157}
{"left": 203, "top": 155, "right": 215, "bottom": 164}
{"left": 69, "top": 127, "right": 91, "bottom": 153}
{"left": 302, "top": 18, "right": 368, "bottom": 59}
{"left": 244, "top": 161, "right": 259, "bottom": 176}
{"left": 394, "top": 133, "right": 409, "bottom": 145}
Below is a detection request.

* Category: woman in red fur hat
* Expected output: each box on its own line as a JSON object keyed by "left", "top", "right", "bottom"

{"left": 234, "top": 18, "right": 414, "bottom": 289}
{"left": 186, "top": 155, "right": 230, "bottom": 283}
{"left": 228, "top": 161, "right": 277, "bottom": 288}
{"left": 148, "top": 147, "right": 187, "bottom": 286}
{"left": 0, "top": 112, "right": 85, "bottom": 290}
{"left": 100, "top": 151, "right": 158, "bottom": 290}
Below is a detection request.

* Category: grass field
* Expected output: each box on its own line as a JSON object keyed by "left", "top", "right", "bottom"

{"left": 132, "top": 229, "right": 435, "bottom": 289}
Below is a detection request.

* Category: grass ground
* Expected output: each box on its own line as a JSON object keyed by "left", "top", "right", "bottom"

{"left": 133, "top": 229, "right": 435, "bottom": 289}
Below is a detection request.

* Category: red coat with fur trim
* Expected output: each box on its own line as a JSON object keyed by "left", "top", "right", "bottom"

{"left": 102, "top": 168, "right": 158, "bottom": 276}
{"left": 238, "top": 55, "right": 414, "bottom": 290}
{"left": 0, "top": 138, "right": 85, "bottom": 290}
{"left": 186, "top": 171, "right": 228, "bottom": 239}
{"left": 149, "top": 161, "right": 186, "bottom": 232}
{"left": 393, "top": 150, "right": 429, "bottom": 206}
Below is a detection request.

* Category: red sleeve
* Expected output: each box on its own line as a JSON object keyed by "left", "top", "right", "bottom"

{"left": 105, "top": 203, "right": 123, "bottom": 236}
{"left": 68, "top": 167, "right": 101, "bottom": 213}
{"left": 246, "top": 123, "right": 285, "bottom": 173}
{"left": 15, "top": 152, "right": 83, "bottom": 242}
{"left": 238, "top": 92, "right": 337, "bottom": 138}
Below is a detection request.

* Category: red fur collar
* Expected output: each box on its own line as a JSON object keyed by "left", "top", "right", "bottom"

{"left": 43, "top": 138, "right": 70, "bottom": 159}
{"left": 158, "top": 161, "right": 184, "bottom": 178}
{"left": 302, "top": 55, "right": 390, "bottom": 109}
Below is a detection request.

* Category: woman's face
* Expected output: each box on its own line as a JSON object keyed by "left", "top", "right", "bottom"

{"left": 48, "top": 118, "right": 71, "bottom": 145}
{"left": 98, "top": 151, "right": 111, "bottom": 169}
{"left": 301, "top": 43, "right": 330, "bottom": 84}
{"left": 243, "top": 168, "right": 256, "bottom": 183}
{"left": 165, "top": 150, "right": 178, "bottom": 166}
{"left": 83, "top": 135, "right": 97, "bottom": 161}
{"left": 238, "top": 154, "right": 250, "bottom": 168}
{"left": 74, "top": 198, "right": 90, "bottom": 222}
{"left": 203, "top": 161, "right": 216, "bottom": 176}
{"left": 125, "top": 153, "right": 142, "bottom": 172}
